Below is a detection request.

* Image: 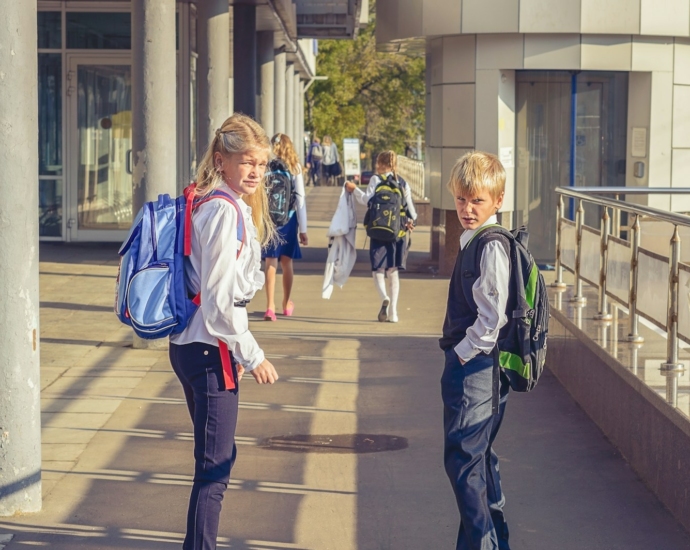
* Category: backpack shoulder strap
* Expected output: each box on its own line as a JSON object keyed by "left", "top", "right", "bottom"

{"left": 183, "top": 183, "right": 246, "bottom": 258}
{"left": 460, "top": 224, "right": 512, "bottom": 275}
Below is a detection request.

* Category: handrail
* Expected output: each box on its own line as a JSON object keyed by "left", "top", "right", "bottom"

{"left": 553, "top": 186, "right": 688, "bottom": 410}
{"left": 556, "top": 187, "right": 690, "bottom": 228}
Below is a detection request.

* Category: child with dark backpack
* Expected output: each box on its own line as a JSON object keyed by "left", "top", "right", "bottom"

{"left": 345, "top": 150, "right": 416, "bottom": 323}
{"left": 262, "top": 133, "right": 308, "bottom": 321}
{"left": 439, "top": 151, "right": 549, "bottom": 550}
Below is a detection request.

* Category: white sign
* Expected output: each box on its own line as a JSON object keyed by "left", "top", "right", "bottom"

{"left": 343, "top": 138, "right": 361, "bottom": 176}
{"left": 499, "top": 147, "right": 514, "bottom": 169}
{"left": 632, "top": 127, "right": 647, "bottom": 158}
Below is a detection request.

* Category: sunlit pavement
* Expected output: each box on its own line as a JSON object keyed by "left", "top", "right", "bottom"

{"left": 1, "top": 186, "right": 689, "bottom": 549}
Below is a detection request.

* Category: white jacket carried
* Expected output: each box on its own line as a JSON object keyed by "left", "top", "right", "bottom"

{"left": 322, "top": 188, "right": 358, "bottom": 299}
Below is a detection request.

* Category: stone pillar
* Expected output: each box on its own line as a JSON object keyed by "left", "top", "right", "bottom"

{"left": 296, "top": 79, "right": 305, "bottom": 163}
{"left": 0, "top": 1, "right": 41, "bottom": 515}
{"left": 197, "top": 0, "right": 230, "bottom": 154}
{"left": 132, "top": 0, "right": 177, "bottom": 213}
{"left": 233, "top": 4, "right": 257, "bottom": 117}
{"left": 294, "top": 72, "right": 302, "bottom": 157}
{"left": 285, "top": 64, "right": 295, "bottom": 140}
{"left": 274, "top": 51, "right": 286, "bottom": 134}
{"left": 257, "top": 31, "right": 275, "bottom": 137}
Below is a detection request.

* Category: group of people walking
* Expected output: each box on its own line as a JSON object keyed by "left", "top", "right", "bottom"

{"left": 168, "top": 112, "right": 514, "bottom": 550}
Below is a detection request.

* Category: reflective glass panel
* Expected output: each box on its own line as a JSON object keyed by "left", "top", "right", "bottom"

{"left": 637, "top": 249, "right": 669, "bottom": 330}
{"left": 77, "top": 65, "right": 132, "bottom": 230}
{"left": 606, "top": 237, "right": 630, "bottom": 306}
{"left": 39, "top": 179, "right": 62, "bottom": 237}
{"left": 678, "top": 265, "right": 690, "bottom": 344}
{"left": 38, "top": 12, "right": 61, "bottom": 49}
{"left": 39, "top": 54, "right": 62, "bottom": 176}
{"left": 67, "top": 13, "right": 131, "bottom": 49}
{"left": 580, "top": 226, "right": 601, "bottom": 287}
{"left": 561, "top": 220, "right": 576, "bottom": 273}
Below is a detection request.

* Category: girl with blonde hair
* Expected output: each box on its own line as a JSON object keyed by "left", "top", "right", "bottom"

{"left": 262, "top": 133, "right": 308, "bottom": 320}
{"left": 169, "top": 113, "right": 279, "bottom": 550}
{"left": 345, "top": 150, "right": 417, "bottom": 323}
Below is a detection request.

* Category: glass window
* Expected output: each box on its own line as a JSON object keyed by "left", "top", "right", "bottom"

{"left": 67, "top": 12, "right": 131, "bottom": 49}
{"left": 38, "top": 54, "right": 62, "bottom": 176}
{"left": 38, "top": 12, "right": 61, "bottom": 49}
{"left": 39, "top": 179, "right": 63, "bottom": 237}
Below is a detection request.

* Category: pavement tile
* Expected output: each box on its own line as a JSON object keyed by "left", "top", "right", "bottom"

{"left": 41, "top": 443, "right": 87, "bottom": 462}
{"left": 41, "top": 412, "right": 112, "bottom": 430}
{"left": 41, "top": 397, "right": 123, "bottom": 414}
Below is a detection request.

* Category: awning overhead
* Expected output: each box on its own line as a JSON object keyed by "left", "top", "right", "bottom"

{"left": 295, "top": 0, "right": 367, "bottom": 39}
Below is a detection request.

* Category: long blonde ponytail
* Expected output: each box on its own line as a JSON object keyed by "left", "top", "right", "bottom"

{"left": 195, "top": 113, "right": 277, "bottom": 247}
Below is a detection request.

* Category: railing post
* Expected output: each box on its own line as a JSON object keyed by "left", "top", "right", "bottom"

{"left": 661, "top": 226, "right": 684, "bottom": 406}
{"left": 595, "top": 207, "right": 612, "bottom": 320}
{"left": 627, "top": 215, "right": 644, "bottom": 343}
{"left": 552, "top": 194, "right": 566, "bottom": 288}
{"left": 570, "top": 199, "right": 586, "bottom": 303}
{"left": 612, "top": 194, "right": 621, "bottom": 238}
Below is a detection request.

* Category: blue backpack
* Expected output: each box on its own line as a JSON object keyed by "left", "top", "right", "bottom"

{"left": 114, "top": 184, "right": 245, "bottom": 340}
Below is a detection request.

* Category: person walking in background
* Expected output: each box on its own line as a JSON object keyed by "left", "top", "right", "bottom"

{"left": 306, "top": 136, "right": 323, "bottom": 186}
{"left": 169, "top": 113, "right": 279, "bottom": 550}
{"left": 321, "top": 135, "right": 341, "bottom": 186}
{"left": 262, "top": 133, "right": 308, "bottom": 321}
{"left": 345, "top": 150, "right": 416, "bottom": 323}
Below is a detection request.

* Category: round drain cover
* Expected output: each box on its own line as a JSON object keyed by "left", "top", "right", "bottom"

{"left": 260, "top": 433, "right": 408, "bottom": 454}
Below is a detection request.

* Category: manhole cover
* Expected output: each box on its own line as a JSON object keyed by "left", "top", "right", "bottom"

{"left": 260, "top": 434, "right": 408, "bottom": 454}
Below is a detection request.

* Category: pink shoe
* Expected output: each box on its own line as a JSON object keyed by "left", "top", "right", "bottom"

{"left": 283, "top": 301, "right": 295, "bottom": 316}
{"left": 264, "top": 309, "right": 277, "bottom": 321}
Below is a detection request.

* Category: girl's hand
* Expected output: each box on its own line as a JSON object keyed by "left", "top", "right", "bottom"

{"left": 251, "top": 358, "right": 279, "bottom": 384}
{"left": 299, "top": 232, "right": 309, "bottom": 245}
{"left": 237, "top": 363, "right": 245, "bottom": 381}
{"left": 344, "top": 181, "right": 357, "bottom": 193}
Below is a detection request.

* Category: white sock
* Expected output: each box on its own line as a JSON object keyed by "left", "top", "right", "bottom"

{"left": 387, "top": 269, "right": 400, "bottom": 319}
{"left": 373, "top": 271, "right": 388, "bottom": 301}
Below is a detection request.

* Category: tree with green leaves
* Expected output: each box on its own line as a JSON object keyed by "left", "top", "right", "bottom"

{"left": 306, "top": 0, "right": 425, "bottom": 169}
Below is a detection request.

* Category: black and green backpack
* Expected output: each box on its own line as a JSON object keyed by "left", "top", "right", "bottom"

{"left": 363, "top": 175, "right": 409, "bottom": 242}
{"left": 461, "top": 224, "right": 549, "bottom": 393}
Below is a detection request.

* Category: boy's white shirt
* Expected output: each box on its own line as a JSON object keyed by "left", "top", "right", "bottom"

{"left": 352, "top": 172, "right": 418, "bottom": 221}
{"left": 454, "top": 215, "right": 510, "bottom": 363}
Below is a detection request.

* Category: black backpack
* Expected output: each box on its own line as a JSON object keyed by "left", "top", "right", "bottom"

{"left": 461, "top": 224, "right": 549, "bottom": 394}
{"left": 265, "top": 159, "right": 295, "bottom": 226}
{"left": 363, "top": 175, "right": 409, "bottom": 242}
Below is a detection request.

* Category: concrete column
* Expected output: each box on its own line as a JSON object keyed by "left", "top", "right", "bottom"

{"left": 296, "top": 79, "right": 304, "bottom": 163}
{"left": 294, "top": 72, "right": 302, "bottom": 156}
{"left": 0, "top": 1, "right": 41, "bottom": 515}
{"left": 257, "top": 32, "right": 275, "bottom": 137}
{"left": 274, "top": 51, "right": 286, "bottom": 134}
{"left": 233, "top": 4, "right": 257, "bottom": 117}
{"left": 197, "top": 0, "right": 230, "bottom": 154}
{"left": 132, "top": 0, "right": 177, "bottom": 213}
{"left": 285, "top": 63, "right": 295, "bottom": 140}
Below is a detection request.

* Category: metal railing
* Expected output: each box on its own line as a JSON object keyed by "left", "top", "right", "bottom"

{"left": 397, "top": 155, "right": 427, "bottom": 201}
{"left": 554, "top": 186, "right": 690, "bottom": 407}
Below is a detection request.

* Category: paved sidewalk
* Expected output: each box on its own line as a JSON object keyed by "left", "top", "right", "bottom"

{"left": 1, "top": 186, "right": 689, "bottom": 549}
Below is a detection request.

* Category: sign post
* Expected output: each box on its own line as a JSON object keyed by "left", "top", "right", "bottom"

{"left": 343, "top": 138, "right": 361, "bottom": 179}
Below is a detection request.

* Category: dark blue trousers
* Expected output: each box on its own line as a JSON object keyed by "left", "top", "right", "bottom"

{"left": 170, "top": 342, "right": 239, "bottom": 550}
{"left": 441, "top": 349, "right": 510, "bottom": 550}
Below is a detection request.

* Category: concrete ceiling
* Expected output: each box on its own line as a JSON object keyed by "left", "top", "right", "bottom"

{"left": 294, "top": 0, "right": 365, "bottom": 39}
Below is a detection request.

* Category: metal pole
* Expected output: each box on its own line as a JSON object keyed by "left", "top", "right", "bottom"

{"left": 613, "top": 194, "right": 621, "bottom": 238}
{"left": 0, "top": 0, "right": 42, "bottom": 515}
{"left": 595, "top": 207, "right": 612, "bottom": 320}
{"left": 552, "top": 195, "right": 566, "bottom": 288}
{"left": 661, "top": 226, "right": 684, "bottom": 396}
{"left": 627, "top": 215, "right": 644, "bottom": 343}
{"left": 570, "top": 199, "right": 586, "bottom": 303}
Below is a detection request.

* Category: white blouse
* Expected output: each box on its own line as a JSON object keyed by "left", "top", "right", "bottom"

{"left": 170, "top": 185, "right": 266, "bottom": 371}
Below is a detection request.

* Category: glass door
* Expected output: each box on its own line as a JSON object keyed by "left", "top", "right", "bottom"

{"left": 515, "top": 71, "right": 628, "bottom": 264}
{"left": 67, "top": 55, "right": 132, "bottom": 241}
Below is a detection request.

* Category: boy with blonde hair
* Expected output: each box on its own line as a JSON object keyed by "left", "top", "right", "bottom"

{"left": 439, "top": 151, "right": 512, "bottom": 550}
